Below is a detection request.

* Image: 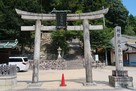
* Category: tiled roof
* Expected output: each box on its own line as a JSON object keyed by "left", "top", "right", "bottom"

{"left": 111, "top": 35, "right": 136, "bottom": 50}
{"left": 126, "top": 43, "right": 136, "bottom": 48}
{"left": 0, "top": 39, "right": 18, "bottom": 48}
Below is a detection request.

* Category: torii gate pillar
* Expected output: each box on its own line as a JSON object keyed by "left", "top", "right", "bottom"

{"left": 32, "top": 20, "right": 41, "bottom": 83}
{"left": 83, "top": 19, "right": 94, "bottom": 85}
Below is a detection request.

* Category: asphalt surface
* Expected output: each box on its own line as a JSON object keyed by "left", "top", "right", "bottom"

{"left": 1, "top": 66, "right": 136, "bottom": 91}
{"left": 8, "top": 88, "right": 135, "bottom": 91}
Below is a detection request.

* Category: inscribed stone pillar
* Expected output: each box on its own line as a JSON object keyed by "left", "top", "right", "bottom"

{"left": 109, "top": 26, "right": 133, "bottom": 88}
{"left": 83, "top": 19, "right": 93, "bottom": 84}
{"left": 114, "top": 26, "right": 123, "bottom": 71}
{"left": 32, "top": 20, "right": 41, "bottom": 83}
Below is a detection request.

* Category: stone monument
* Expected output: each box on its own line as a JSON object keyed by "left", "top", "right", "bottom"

{"left": 109, "top": 26, "right": 133, "bottom": 88}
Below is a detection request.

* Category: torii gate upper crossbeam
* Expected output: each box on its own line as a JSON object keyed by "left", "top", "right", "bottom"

{"left": 15, "top": 8, "right": 109, "bottom": 21}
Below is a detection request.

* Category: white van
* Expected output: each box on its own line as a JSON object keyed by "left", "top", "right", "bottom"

{"left": 9, "top": 57, "right": 29, "bottom": 72}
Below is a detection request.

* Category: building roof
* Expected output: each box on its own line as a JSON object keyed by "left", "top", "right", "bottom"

{"left": 111, "top": 36, "right": 128, "bottom": 50}
{"left": 126, "top": 43, "right": 136, "bottom": 48}
{"left": 111, "top": 35, "right": 136, "bottom": 50}
{"left": 0, "top": 39, "right": 18, "bottom": 48}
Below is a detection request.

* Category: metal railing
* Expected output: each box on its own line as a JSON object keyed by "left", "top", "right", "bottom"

{"left": 0, "top": 65, "right": 16, "bottom": 76}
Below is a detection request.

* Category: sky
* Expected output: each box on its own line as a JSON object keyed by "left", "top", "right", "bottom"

{"left": 122, "top": 0, "right": 136, "bottom": 16}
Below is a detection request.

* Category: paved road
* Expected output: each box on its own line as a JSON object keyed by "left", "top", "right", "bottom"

{"left": 9, "top": 88, "right": 135, "bottom": 91}
{"left": 1, "top": 66, "right": 136, "bottom": 91}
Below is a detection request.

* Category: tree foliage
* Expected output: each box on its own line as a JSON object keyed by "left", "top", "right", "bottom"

{"left": 90, "top": 27, "right": 113, "bottom": 49}
{"left": 51, "top": 30, "right": 82, "bottom": 55}
{"left": 0, "top": 0, "right": 133, "bottom": 55}
{"left": 0, "top": 0, "right": 42, "bottom": 47}
{"left": 124, "top": 15, "right": 136, "bottom": 35}
{"left": 105, "top": 0, "right": 129, "bottom": 33}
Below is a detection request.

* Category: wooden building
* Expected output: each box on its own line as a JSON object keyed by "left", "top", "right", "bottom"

{"left": 0, "top": 39, "right": 18, "bottom": 64}
{"left": 111, "top": 35, "right": 136, "bottom": 66}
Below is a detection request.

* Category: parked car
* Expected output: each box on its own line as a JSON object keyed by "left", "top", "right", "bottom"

{"left": 9, "top": 57, "right": 29, "bottom": 72}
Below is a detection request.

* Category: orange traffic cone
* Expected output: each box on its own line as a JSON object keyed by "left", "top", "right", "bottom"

{"left": 60, "top": 73, "right": 67, "bottom": 86}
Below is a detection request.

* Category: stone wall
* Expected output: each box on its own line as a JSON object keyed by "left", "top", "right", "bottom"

{"left": 29, "top": 59, "right": 67, "bottom": 70}
{"left": 41, "top": 33, "right": 52, "bottom": 59}
{"left": 41, "top": 33, "right": 52, "bottom": 44}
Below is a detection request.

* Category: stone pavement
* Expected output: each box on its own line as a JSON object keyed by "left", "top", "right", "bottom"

{"left": 1, "top": 66, "right": 136, "bottom": 91}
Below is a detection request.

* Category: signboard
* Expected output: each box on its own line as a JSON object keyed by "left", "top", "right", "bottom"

{"left": 95, "top": 54, "right": 99, "bottom": 61}
{"left": 56, "top": 12, "right": 67, "bottom": 30}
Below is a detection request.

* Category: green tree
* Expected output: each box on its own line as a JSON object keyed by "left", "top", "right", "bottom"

{"left": 82, "top": 0, "right": 108, "bottom": 12}
{"left": 90, "top": 27, "right": 113, "bottom": 49}
{"left": 51, "top": 0, "right": 84, "bottom": 13}
{"left": 124, "top": 14, "right": 136, "bottom": 35}
{"left": 48, "top": 0, "right": 124, "bottom": 55}
{"left": 0, "top": 0, "right": 42, "bottom": 53}
{"left": 105, "top": 0, "right": 129, "bottom": 33}
{"left": 0, "top": 0, "right": 130, "bottom": 56}
{"left": 51, "top": 30, "right": 68, "bottom": 55}
{"left": 50, "top": 30, "right": 82, "bottom": 56}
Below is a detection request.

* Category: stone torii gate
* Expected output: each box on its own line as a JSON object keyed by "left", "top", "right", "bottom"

{"left": 15, "top": 8, "right": 109, "bottom": 85}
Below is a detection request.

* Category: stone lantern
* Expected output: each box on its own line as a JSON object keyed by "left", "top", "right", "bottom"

{"left": 57, "top": 47, "right": 62, "bottom": 59}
